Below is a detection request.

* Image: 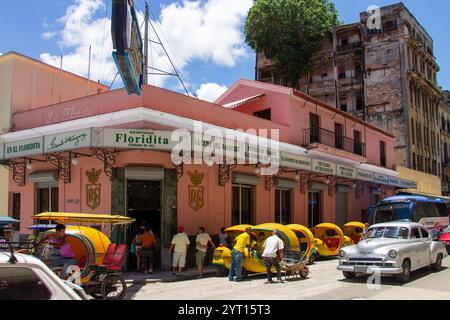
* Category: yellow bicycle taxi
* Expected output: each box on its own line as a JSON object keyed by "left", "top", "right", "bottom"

{"left": 343, "top": 221, "right": 366, "bottom": 245}
{"left": 312, "top": 223, "right": 346, "bottom": 258}
{"left": 286, "top": 224, "right": 318, "bottom": 264}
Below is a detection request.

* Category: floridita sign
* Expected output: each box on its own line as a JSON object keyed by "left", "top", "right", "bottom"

{"left": 0, "top": 127, "right": 417, "bottom": 189}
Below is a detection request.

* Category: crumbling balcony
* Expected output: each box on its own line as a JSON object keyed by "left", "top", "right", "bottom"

{"left": 303, "top": 127, "right": 366, "bottom": 157}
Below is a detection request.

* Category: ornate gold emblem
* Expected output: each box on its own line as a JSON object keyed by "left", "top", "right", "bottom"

{"left": 85, "top": 168, "right": 102, "bottom": 210}
{"left": 188, "top": 170, "right": 205, "bottom": 211}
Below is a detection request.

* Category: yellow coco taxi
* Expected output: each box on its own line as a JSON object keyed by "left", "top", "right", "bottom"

{"left": 343, "top": 221, "right": 366, "bottom": 245}
{"left": 213, "top": 223, "right": 300, "bottom": 277}
{"left": 312, "top": 223, "right": 346, "bottom": 258}
{"left": 286, "top": 224, "right": 318, "bottom": 264}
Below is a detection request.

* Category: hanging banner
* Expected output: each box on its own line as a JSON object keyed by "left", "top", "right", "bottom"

{"left": 389, "top": 176, "right": 403, "bottom": 187}
{"left": 4, "top": 137, "right": 44, "bottom": 159}
{"left": 373, "top": 173, "right": 390, "bottom": 185}
{"left": 280, "top": 152, "right": 312, "bottom": 171}
{"left": 399, "top": 179, "right": 417, "bottom": 189}
{"left": 336, "top": 165, "right": 357, "bottom": 179}
{"left": 312, "top": 159, "right": 336, "bottom": 175}
{"left": 44, "top": 129, "right": 92, "bottom": 153}
{"left": 94, "top": 129, "right": 176, "bottom": 151}
{"left": 356, "top": 169, "right": 373, "bottom": 182}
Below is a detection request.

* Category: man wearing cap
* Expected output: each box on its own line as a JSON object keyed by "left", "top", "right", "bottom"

{"left": 228, "top": 227, "right": 252, "bottom": 282}
{"left": 170, "top": 226, "right": 190, "bottom": 276}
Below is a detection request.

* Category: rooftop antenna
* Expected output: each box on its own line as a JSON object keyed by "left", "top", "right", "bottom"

{"left": 87, "top": 45, "right": 92, "bottom": 96}
{"left": 143, "top": 1, "right": 149, "bottom": 85}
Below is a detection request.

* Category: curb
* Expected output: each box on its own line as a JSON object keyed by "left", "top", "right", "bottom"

{"left": 125, "top": 271, "right": 217, "bottom": 285}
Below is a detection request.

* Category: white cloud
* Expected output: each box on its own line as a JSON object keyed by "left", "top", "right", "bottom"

{"left": 196, "top": 82, "right": 228, "bottom": 102}
{"left": 40, "top": 0, "right": 116, "bottom": 85}
{"left": 42, "top": 31, "right": 57, "bottom": 40}
{"left": 39, "top": 0, "right": 253, "bottom": 89}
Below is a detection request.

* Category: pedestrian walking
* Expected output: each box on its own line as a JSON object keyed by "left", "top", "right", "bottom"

{"left": 262, "top": 230, "right": 284, "bottom": 283}
{"left": 132, "top": 226, "right": 145, "bottom": 272}
{"left": 170, "top": 226, "right": 190, "bottom": 276}
{"left": 218, "top": 227, "right": 230, "bottom": 248}
{"left": 195, "top": 227, "right": 216, "bottom": 278}
{"left": 138, "top": 226, "right": 156, "bottom": 274}
{"left": 228, "top": 227, "right": 252, "bottom": 282}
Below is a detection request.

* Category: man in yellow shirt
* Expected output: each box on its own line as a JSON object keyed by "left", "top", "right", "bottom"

{"left": 228, "top": 227, "right": 251, "bottom": 282}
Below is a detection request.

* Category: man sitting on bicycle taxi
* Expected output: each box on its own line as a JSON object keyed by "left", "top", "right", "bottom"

{"left": 39, "top": 224, "right": 77, "bottom": 279}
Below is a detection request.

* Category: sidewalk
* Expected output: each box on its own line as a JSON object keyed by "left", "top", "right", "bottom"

{"left": 124, "top": 266, "right": 217, "bottom": 284}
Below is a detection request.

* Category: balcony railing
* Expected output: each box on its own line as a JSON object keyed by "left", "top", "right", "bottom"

{"left": 303, "top": 128, "right": 366, "bottom": 157}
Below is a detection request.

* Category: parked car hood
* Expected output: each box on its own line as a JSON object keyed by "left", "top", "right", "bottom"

{"left": 355, "top": 238, "right": 407, "bottom": 254}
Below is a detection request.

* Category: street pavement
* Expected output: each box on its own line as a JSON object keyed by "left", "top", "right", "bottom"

{"left": 125, "top": 257, "right": 450, "bottom": 300}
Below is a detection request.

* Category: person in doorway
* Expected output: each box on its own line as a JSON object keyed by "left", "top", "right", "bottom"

{"left": 228, "top": 227, "right": 251, "bottom": 282}
{"left": 132, "top": 226, "right": 145, "bottom": 272}
{"left": 195, "top": 227, "right": 216, "bottom": 279}
{"left": 262, "top": 230, "right": 284, "bottom": 283}
{"left": 218, "top": 227, "right": 230, "bottom": 248}
{"left": 170, "top": 226, "right": 190, "bottom": 276}
{"left": 138, "top": 226, "right": 156, "bottom": 274}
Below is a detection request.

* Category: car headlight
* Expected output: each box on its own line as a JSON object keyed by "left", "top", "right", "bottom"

{"left": 338, "top": 250, "right": 346, "bottom": 258}
{"left": 388, "top": 250, "right": 397, "bottom": 258}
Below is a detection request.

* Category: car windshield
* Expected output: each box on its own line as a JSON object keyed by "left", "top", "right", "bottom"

{"left": 365, "top": 226, "right": 409, "bottom": 239}
{"left": 372, "top": 202, "right": 411, "bottom": 224}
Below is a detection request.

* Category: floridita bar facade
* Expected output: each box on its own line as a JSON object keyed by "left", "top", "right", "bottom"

{"left": 0, "top": 78, "right": 416, "bottom": 269}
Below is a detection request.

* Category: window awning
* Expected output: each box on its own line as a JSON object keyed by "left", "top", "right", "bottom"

{"left": 222, "top": 94, "right": 265, "bottom": 109}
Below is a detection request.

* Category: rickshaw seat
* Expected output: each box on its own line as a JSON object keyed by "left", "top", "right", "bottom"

{"left": 105, "top": 244, "right": 127, "bottom": 271}
{"left": 324, "top": 237, "right": 340, "bottom": 250}
{"left": 350, "top": 235, "right": 362, "bottom": 244}
{"left": 102, "top": 243, "right": 117, "bottom": 265}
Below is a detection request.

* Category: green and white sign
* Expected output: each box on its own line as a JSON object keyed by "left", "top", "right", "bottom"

{"left": 374, "top": 173, "right": 389, "bottom": 185}
{"left": 100, "top": 129, "right": 175, "bottom": 151}
{"left": 280, "top": 152, "right": 312, "bottom": 171}
{"left": 389, "top": 177, "right": 402, "bottom": 187}
{"left": 312, "top": 159, "right": 336, "bottom": 175}
{"left": 44, "top": 129, "right": 92, "bottom": 153}
{"left": 4, "top": 137, "right": 43, "bottom": 159}
{"left": 337, "top": 165, "right": 356, "bottom": 179}
{"left": 399, "top": 179, "right": 417, "bottom": 189}
{"left": 356, "top": 169, "right": 373, "bottom": 182}
{"left": 0, "top": 143, "right": 4, "bottom": 160}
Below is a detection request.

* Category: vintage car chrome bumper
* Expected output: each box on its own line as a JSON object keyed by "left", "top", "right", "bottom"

{"left": 338, "top": 257, "right": 402, "bottom": 274}
{"left": 337, "top": 265, "right": 403, "bottom": 274}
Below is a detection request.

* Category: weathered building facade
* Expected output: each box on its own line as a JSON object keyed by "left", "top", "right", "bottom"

{"left": 256, "top": 3, "right": 443, "bottom": 184}
{"left": 440, "top": 91, "right": 450, "bottom": 195}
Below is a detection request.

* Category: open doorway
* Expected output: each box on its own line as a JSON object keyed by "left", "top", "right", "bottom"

{"left": 127, "top": 180, "right": 162, "bottom": 271}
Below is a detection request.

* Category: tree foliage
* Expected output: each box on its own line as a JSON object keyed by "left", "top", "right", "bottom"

{"left": 245, "top": 0, "right": 340, "bottom": 88}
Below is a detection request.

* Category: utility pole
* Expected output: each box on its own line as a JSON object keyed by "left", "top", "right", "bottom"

{"left": 143, "top": 1, "right": 149, "bottom": 85}
{"left": 87, "top": 45, "right": 92, "bottom": 96}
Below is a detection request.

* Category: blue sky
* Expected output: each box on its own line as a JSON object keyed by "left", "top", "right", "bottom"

{"left": 0, "top": 0, "right": 449, "bottom": 101}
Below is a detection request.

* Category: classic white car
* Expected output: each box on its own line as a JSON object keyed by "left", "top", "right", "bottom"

{"left": 0, "top": 252, "right": 86, "bottom": 300}
{"left": 337, "top": 222, "right": 447, "bottom": 282}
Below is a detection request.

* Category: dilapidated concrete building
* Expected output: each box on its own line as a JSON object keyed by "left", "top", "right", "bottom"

{"left": 440, "top": 90, "right": 450, "bottom": 195}
{"left": 256, "top": 3, "right": 442, "bottom": 182}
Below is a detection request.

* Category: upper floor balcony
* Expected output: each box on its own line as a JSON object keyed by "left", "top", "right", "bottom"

{"left": 302, "top": 127, "right": 366, "bottom": 157}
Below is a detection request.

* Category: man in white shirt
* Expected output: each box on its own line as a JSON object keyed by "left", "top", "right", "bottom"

{"left": 169, "top": 226, "right": 190, "bottom": 276}
{"left": 261, "top": 230, "right": 284, "bottom": 283}
{"left": 195, "top": 227, "right": 216, "bottom": 278}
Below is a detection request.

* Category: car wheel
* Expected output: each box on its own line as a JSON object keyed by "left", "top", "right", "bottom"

{"left": 395, "top": 259, "right": 411, "bottom": 283}
{"left": 431, "top": 254, "right": 443, "bottom": 271}
{"left": 343, "top": 271, "right": 356, "bottom": 279}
